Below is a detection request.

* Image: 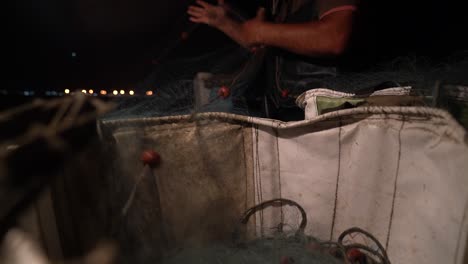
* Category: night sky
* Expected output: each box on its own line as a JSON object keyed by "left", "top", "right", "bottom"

{"left": 7, "top": 0, "right": 467, "bottom": 93}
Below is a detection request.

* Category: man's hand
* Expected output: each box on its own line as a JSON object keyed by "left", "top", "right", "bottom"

{"left": 187, "top": 0, "right": 229, "bottom": 28}
{"left": 188, "top": 1, "right": 268, "bottom": 50}
{"left": 240, "top": 8, "right": 267, "bottom": 47}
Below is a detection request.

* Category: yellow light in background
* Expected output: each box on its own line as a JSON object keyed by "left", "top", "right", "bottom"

{"left": 120, "top": 90, "right": 125, "bottom": 95}
{"left": 100, "top": 90, "right": 107, "bottom": 95}
{"left": 88, "top": 89, "right": 94, "bottom": 94}
{"left": 113, "top": 90, "right": 118, "bottom": 95}
{"left": 64, "top": 89, "right": 70, "bottom": 94}
{"left": 81, "top": 89, "right": 87, "bottom": 94}
{"left": 146, "top": 91, "right": 153, "bottom": 96}
{"left": 129, "top": 90, "right": 135, "bottom": 96}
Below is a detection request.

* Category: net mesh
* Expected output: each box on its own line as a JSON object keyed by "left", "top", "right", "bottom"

{"left": 158, "top": 199, "right": 391, "bottom": 264}
{"left": 160, "top": 235, "right": 343, "bottom": 264}
{"left": 103, "top": 47, "right": 468, "bottom": 123}
{"left": 103, "top": 45, "right": 253, "bottom": 120}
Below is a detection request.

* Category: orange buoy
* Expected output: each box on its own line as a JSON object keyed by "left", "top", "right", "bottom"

{"left": 217, "top": 86, "right": 230, "bottom": 99}
{"left": 140, "top": 150, "right": 161, "bottom": 167}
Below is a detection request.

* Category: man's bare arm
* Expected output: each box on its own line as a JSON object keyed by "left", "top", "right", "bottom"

{"left": 245, "top": 11, "right": 355, "bottom": 57}
{"left": 188, "top": 1, "right": 356, "bottom": 57}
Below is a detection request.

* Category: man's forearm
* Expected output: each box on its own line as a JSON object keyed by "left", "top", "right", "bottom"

{"left": 212, "top": 9, "right": 354, "bottom": 58}
{"left": 252, "top": 11, "right": 354, "bottom": 57}
{"left": 216, "top": 19, "right": 247, "bottom": 47}
{"left": 255, "top": 23, "right": 335, "bottom": 56}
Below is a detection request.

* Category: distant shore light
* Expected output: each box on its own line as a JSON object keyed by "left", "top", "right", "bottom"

{"left": 120, "top": 90, "right": 125, "bottom": 95}
{"left": 100, "top": 90, "right": 107, "bottom": 95}
{"left": 146, "top": 91, "right": 153, "bottom": 96}
{"left": 81, "top": 90, "right": 87, "bottom": 94}
{"left": 113, "top": 90, "right": 118, "bottom": 95}
{"left": 64, "top": 89, "right": 70, "bottom": 94}
{"left": 129, "top": 90, "right": 135, "bottom": 96}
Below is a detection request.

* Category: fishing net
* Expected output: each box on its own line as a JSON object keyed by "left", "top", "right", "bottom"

{"left": 103, "top": 45, "right": 468, "bottom": 125}
{"left": 160, "top": 199, "right": 391, "bottom": 264}
{"left": 278, "top": 53, "right": 468, "bottom": 107}
{"left": 98, "top": 0, "right": 468, "bottom": 122}
{"left": 3, "top": 2, "right": 468, "bottom": 264}
{"left": 2, "top": 92, "right": 467, "bottom": 263}
{"left": 103, "top": 44, "right": 258, "bottom": 120}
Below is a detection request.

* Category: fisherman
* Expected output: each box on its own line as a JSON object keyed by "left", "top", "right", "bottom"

{"left": 188, "top": 0, "right": 363, "bottom": 120}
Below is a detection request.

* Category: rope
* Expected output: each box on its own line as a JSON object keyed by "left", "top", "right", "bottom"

{"left": 330, "top": 118, "right": 342, "bottom": 240}
{"left": 275, "top": 129, "right": 284, "bottom": 231}
{"left": 338, "top": 227, "right": 391, "bottom": 264}
{"left": 233, "top": 198, "right": 308, "bottom": 242}
{"left": 121, "top": 165, "right": 150, "bottom": 216}
{"left": 385, "top": 119, "right": 405, "bottom": 250}
{"left": 254, "top": 125, "right": 265, "bottom": 236}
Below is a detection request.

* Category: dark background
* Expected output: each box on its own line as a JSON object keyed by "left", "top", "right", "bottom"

{"left": 6, "top": 0, "right": 467, "bottom": 93}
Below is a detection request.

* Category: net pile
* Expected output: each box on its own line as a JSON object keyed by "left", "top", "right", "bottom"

{"left": 160, "top": 199, "right": 391, "bottom": 264}
{"left": 294, "top": 53, "right": 468, "bottom": 96}
{"left": 161, "top": 236, "right": 343, "bottom": 264}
